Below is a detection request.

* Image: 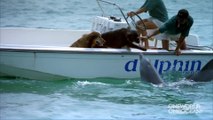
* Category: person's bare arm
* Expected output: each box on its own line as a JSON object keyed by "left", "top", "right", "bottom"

{"left": 175, "top": 35, "right": 186, "bottom": 56}
{"left": 127, "top": 7, "right": 147, "bottom": 17}
{"left": 147, "top": 29, "right": 161, "bottom": 38}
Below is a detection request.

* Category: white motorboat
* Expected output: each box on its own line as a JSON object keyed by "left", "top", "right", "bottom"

{"left": 0, "top": 26, "right": 212, "bottom": 80}
{"left": 0, "top": 0, "right": 212, "bottom": 80}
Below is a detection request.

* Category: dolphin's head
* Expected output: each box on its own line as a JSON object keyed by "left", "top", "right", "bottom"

{"left": 139, "top": 53, "right": 152, "bottom": 70}
{"left": 139, "top": 53, "right": 143, "bottom": 60}
{"left": 139, "top": 53, "right": 164, "bottom": 85}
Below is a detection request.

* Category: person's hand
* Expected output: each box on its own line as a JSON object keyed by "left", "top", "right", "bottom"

{"left": 127, "top": 11, "right": 135, "bottom": 17}
{"left": 147, "top": 35, "right": 151, "bottom": 39}
{"left": 175, "top": 49, "right": 181, "bottom": 56}
{"left": 147, "top": 35, "right": 155, "bottom": 41}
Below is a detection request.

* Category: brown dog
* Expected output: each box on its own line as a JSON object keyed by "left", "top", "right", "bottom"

{"left": 70, "top": 32, "right": 105, "bottom": 48}
{"left": 101, "top": 28, "right": 146, "bottom": 51}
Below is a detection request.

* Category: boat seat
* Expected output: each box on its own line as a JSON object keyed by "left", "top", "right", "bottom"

{"left": 148, "top": 34, "right": 199, "bottom": 49}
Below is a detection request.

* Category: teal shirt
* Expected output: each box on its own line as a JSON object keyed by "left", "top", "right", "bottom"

{"left": 141, "top": 0, "right": 168, "bottom": 22}
{"left": 159, "top": 15, "right": 194, "bottom": 37}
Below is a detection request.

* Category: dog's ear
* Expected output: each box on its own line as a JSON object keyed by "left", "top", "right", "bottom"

{"left": 88, "top": 32, "right": 106, "bottom": 48}
{"left": 91, "top": 37, "right": 106, "bottom": 48}
{"left": 89, "top": 32, "right": 101, "bottom": 39}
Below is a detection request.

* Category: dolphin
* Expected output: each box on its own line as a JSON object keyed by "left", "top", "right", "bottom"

{"left": 139, "top": 53, "right": 213, "bottom": 85}
{"left": 186, "top": 59, "right": 213, "bottom": 82}
{"left": 139, "top": 53, "right": 164, "bottom": 85}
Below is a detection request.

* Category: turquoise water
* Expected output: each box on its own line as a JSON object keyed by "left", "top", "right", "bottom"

{"left": 0, "top": 78, "right": 213, "bottom": 120}
{"left": 0, "top": 0, "right": 213, "bottom": 119}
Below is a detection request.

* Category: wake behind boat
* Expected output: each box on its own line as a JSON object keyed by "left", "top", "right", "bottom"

{"left": 0, "top": 0, "right": 212, "bottom": 80}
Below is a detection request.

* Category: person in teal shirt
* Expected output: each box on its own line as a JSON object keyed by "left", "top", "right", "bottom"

{"left": 148, "top": 9, "right": 194, "bottom": 56}
{"left": 127, "top": 0, "right": 168, "bottom": 49}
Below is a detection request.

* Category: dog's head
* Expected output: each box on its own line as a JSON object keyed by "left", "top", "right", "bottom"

{"left": 89, "top": 32, "right": 106, "bottom": 48}
{"left": 126, "top": 30, "right": 140, "bottom": 43}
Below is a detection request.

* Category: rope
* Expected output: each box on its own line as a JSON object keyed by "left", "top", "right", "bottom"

{"left": 169, "top": 43, "right": 213, "bottom": 50}
{"left": 96, "top": 0, "right": 131, "bottom": 28}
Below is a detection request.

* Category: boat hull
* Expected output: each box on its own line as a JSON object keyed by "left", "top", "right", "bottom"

{"left": 0, "top": 48, "right": 212, "bottom": 80}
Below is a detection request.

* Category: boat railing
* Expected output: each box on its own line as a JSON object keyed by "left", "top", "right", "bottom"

{"left": 96, "top": 0, "right": 130, "bottom": 27}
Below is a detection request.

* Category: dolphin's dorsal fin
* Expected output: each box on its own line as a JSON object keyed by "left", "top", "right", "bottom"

{"left": 201, "top": 59, "right": 213, "bottom": 71}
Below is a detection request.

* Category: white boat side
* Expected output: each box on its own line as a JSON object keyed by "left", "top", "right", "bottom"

{"left": 0, "top": 28, "right": 212, "bottom": 80}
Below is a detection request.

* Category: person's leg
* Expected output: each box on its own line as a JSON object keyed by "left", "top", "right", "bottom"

{"left": 162, "top": 40, "right": 169, "bottom": 50}
{"left": 180, "top": 41, "right": 187, "bottom": 50}
{"left": 136, "top": 19, "right": 158, "bottom": 49}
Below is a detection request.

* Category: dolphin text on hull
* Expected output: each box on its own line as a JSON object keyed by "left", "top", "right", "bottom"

{"left": 139, "top": 53, "right": 213, "bottom": 85}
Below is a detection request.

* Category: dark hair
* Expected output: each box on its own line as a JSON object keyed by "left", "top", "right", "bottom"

{"left": 177, "top": 9, "right": 189, "bottom": 19}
